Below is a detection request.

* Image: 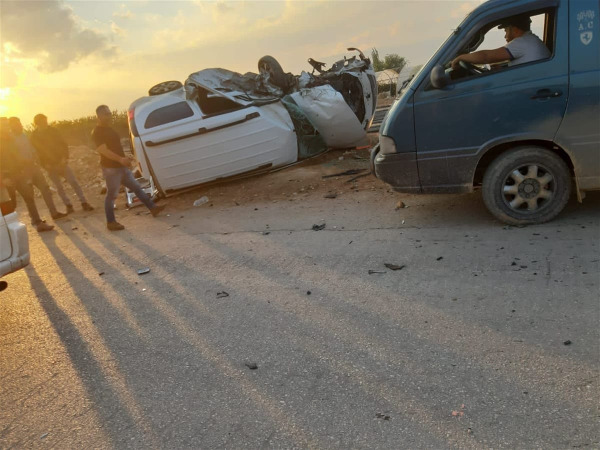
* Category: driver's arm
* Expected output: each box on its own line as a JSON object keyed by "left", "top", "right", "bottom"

{"left": 451, "top": 47, "right": 511, "bottom": 70}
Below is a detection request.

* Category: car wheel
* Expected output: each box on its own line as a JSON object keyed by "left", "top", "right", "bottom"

{"left": 258, "top": 56, "right": 288, "bottom": 90}
{"left": 148, "top": 80, "right": 183, "bottom": 96}
{"left": 482, "top": 146, "right": 571, "bottom": 225}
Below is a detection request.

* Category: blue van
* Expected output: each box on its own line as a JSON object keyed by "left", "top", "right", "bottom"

{"left": 372, "top": 0, "right": 599, "bottom": 225}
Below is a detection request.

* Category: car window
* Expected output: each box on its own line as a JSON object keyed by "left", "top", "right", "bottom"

{"left": 144, "top": 102, "right": 194, "bottom": 129}
{"left": 196, "top": 87, "right": 245, "bottom": 117}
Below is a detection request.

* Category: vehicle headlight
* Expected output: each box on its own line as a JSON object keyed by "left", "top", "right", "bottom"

{"left": 379, "top": 135, "right": 397, "bottom": 154}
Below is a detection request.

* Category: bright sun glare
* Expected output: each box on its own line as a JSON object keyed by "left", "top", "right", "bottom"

{"left": 0, "top": 88, "right": 11, "bottom": 116}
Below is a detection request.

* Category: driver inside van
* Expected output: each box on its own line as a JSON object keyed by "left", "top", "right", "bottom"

{"left": 451, "top": 14, "right": 551, "bottom": 71}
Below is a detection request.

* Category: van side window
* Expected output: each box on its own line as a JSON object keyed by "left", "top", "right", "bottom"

{"left": 144, "top": 102, "right": 194, "bottom": 129}
{"left": 195, "top": 87, "right": 245, "bottom": 117}
{"left": 449, "top": 9, "right": 555, "bottom": 82}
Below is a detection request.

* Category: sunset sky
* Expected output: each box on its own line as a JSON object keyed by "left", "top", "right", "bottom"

{"left": 1, "top": 0, "right": 488, "bottom": 124}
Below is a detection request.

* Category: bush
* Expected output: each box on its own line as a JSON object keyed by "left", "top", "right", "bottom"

{"left": 47, "top": 110, "right": 129, "bottom": 146}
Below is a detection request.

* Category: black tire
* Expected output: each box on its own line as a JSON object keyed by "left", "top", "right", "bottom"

{"left": 148, "top": 80, "right": 183, "bottom": 96}
{"left": 482, "top": 146, "right": 571, "bottom": 225}
{"left": 258, "top": 56, "right": 288, "bottom": 89}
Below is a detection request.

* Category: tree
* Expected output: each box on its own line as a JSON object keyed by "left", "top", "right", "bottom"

{"left": 371, "top": 48, "right": 407, "bottom": 72}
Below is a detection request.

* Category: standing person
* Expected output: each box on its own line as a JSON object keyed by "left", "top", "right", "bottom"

{"left": 8, "top": 117, "right": 67, "bottom": 220}
{"left": 30, "top": 113, "right": 94, "bottom": 213}
{"left": 91, "top": 105, "right": 165, "bottom": 231}
{"left": 0, "top": 117, "right": 54, "bottom": 232}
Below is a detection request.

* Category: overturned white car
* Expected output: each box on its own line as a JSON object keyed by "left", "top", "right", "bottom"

{"left": 127, "top": 48, "right": 376, "bottom": 197}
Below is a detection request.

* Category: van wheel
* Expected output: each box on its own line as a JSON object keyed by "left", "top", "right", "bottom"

{"left": 258, "top": 56, "right": 288, "bottom": 90}
{"left": 482, "top": 147, "right": 571, "bottom": 225}
{"left": 148, "top": 80, "right": 183, "bottom": 96}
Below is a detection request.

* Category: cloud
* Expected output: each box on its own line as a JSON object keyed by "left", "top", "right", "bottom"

{"left": 113, "top": 6, "right": 134, "bottom": 20}
{"left": 0, "top": 0, "right": 114, "bottom": 73}
{"left": 111, "top": 22, "right": 127, "bottom": 37}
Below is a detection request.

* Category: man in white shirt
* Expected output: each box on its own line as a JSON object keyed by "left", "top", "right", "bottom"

{"left": 451, "top": 15, "right": 551, "bottom": 70}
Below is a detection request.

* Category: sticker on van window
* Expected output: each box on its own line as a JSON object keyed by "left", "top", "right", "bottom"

{"left": 577, "top": 9, "right": 595, "bottom": 45}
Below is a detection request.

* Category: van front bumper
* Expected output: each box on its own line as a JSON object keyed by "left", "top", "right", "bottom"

{"left": 372, "top": 149, "right": 421, "bottom": 193}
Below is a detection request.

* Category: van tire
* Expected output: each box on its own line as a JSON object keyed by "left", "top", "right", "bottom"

{"left": 258, "top": 56, "right": 288, "bottom": 90}
{"left": 482, "top": 147, "right": 571, "bottom": 225}
{"left": 148, "top": 80, "right": 183, "bottom": 96}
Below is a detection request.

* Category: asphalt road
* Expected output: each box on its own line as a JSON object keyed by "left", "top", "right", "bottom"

{"left": 1, "top": 160, "right": 599, "bottom": 449}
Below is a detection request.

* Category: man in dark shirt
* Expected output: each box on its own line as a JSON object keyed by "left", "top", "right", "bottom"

{"left": 31, "top": 113, "right": 94, "bottom": 214}
{"left": 8, "top": 117, "right": 67, "bottom": 221}
{"left": 91, "top": 105, "right": 165, "bottom": 231}
{"left": 0, "top": 117, "right": 54, "bottom": 232}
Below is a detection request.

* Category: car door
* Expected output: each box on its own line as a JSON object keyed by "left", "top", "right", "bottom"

{"left": 0, "top": 201, "right": 14, "bottom": 277}
{"left": 140, "top": 96, "right": 297, "bottom": 193}
{"left": 554, "top": 0, "right": 600, "bottom": 191}
{"left": 412, "top": 2, "right": 569, "bottom": 191}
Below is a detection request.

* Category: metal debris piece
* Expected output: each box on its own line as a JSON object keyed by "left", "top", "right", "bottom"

{"left": 312, "top": 223, "right": 326, "bottom": 231}
{"left": 346, "top": 173, "right": 370, "bottom": 183}
{"left": 384, "top": 263, "right": 405, "bottom": 271}
{"left": 193, "top": 196, "right": 209, "bottom": 206}
{"left": 137, "top": 268, "right": 150, "bottom": 275}
{"left": 322, "top": 169, "right": 365, "bottom": 179}
{"left": 217, "top": 291, "right": 229, "bottom": 298}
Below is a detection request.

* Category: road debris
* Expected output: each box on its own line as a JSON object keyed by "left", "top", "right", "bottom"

{"left": 245, "top": 362, "right": 258, "bottom": 370}
{"left": 307, "top": 291, "right": 312, "bottom": 295}
{"left": 346, "top": 173, "right": 370, "bottom": 183}
{"left": 137, "top": 268, "right": 150, "bottom": 275}
{"left": 217, "top": 291, "right": 229, "bottom": 298}
{"left": 563, "top": 340, "right": 572, "bottom": 345}
{"left": 322, "top": 169, "right": 365, "bottom": 179}
{"left": 395, "top": 201, "right": 406, "bottom": 210}
{"left": 193, "top": 196, "right": 209, "bottom": 206}
{"left": 451, "top": 404, "right": 466, "bottom": 417}
{"left": 368, "top": 270, "right": 386, "bottom": 274}
{"left": 436, "top": 257, "right": 444, "bottom": 261}
{"left": 98, "top": 272, "right": 105, "bottom": 276}
{"left": 375, "top": 413, "right": 390, "bottom": 420}
{"left": 384, "top": 263, "right": 405, "bottom": 271}
{"left": 324, "top": 193, "right": 337, "bottom": 199}
{"left": 312, "top": 223, "right": 326, "bottom": 231}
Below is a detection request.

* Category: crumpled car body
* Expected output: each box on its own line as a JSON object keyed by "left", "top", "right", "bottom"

{"left": 127, "top": 49, "right": 376, "bottom": 196}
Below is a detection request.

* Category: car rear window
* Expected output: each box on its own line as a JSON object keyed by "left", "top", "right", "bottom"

{"left": 144, "top": 102, "right": 194, "bottom": 129}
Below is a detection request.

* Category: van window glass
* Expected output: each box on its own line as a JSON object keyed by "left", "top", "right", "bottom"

{"left": 448, "top": 9, "right": 554, "bottom": 82}
{"left": 144, "top": 102, "right": 194, "bottom": 129}
{"left": 196, "top": 87, "right": 245, "bottom": 116}
{"left": 479, "top": 13, "right": 547, "bottom": 53}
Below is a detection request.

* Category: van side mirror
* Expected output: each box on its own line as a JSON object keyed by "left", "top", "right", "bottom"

{"left": 430, "top": 65, "right": 450, "bottom": 89}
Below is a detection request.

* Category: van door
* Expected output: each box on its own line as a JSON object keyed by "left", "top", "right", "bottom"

{"left": 412, "top": 3, "right": 569, "bottom": 192}
{"left": 555, "top": 0, "right": 600, "bottom": 191}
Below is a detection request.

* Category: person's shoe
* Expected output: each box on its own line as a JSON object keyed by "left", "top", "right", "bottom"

{"left": 51, "top": 211, "right": 68, "bottom": 220}
{"left": 81, "top": 202, "right": 94, "bottom": 211}
{"left": 150, "top": 204, "right": 166, "bottom": 217}
{"left": 36, "top": 222, "right": 54, "bottom": 232}
{"left": 107, "top": 221, "right": 125, "bottom": 231}
{"left": 66, "top": 205, "right": 75, "bottom": 214}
